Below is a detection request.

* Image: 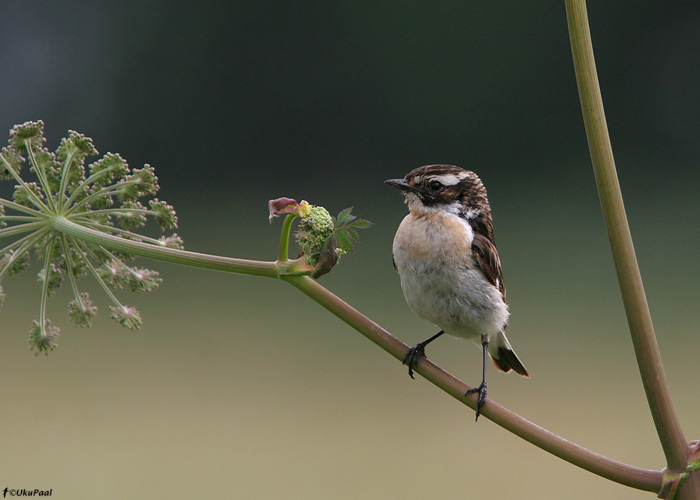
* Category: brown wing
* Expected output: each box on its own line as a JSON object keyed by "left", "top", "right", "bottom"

{"left": 471, "top": 232, "right": 506, "bottom": 301}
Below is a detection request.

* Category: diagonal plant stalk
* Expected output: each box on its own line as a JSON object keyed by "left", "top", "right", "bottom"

{"left": 566, "top": 1, "right": 698, "bottom": 498}
{"left": 49, "top": 214, "right": 663, "bottom": 493}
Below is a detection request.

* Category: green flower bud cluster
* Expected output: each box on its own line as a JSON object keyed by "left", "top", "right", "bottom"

{"left": 0, "top": 121, "right": 183, "bottom": 354}
{"left": 295, "top": 205, "right": 334, "bottom": 267}
{"left": 281, "top": 202, "right": 372, "bottom": 278}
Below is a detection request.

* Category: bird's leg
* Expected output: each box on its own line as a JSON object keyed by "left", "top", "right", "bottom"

{"left": 402, "top": 330, "right": 445, "bottom": 379}
{"left": 466, "top": 337, "right": 489, "bottom": 421}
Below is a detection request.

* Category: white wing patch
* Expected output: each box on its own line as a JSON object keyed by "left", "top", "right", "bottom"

{"left": 461, "top": 207, "right": 480, "bottom": 220}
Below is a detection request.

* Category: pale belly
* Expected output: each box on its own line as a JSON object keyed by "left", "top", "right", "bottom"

{"left": 392, "top": 212, "right": 509, "bottom": 339}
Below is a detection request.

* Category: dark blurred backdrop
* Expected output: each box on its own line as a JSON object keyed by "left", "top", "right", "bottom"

{"left": 1, "top": 2, "right": 699, "bottom": 499}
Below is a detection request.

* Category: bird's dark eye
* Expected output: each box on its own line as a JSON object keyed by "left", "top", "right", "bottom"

{"left": 428, "top": 180, "right": 443, "bottom": 191}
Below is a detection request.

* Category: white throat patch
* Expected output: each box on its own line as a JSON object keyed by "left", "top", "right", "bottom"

{"left": 407, "top": 196, "right": 463, "bottom": 216}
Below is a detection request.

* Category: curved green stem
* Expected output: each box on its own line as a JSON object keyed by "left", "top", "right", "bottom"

{"left": 75, "top": 207, "right": 150, "bottom": 217}
{"left": 1, "top": 216, "right": 45, "bottom": 222}
{"left": 0, "top": 221, "right": 49, "bottom": 240}
{"left": 565, "top": 0, "right": 693, "bottom": 488}
{"left": 70, "top": 219, "right": 164, "bottom": 245}
{"left": 0, "top": 196, "right": 46, "bottom": 217}
{"left": 25, "top": 139, "right": 57, "bottom": 212}
{"left": 57, "top": 147, "right": 78, "bottom": 211}
{"left": 51, "top": 215, "right": 278, "bottom": 278}
{"left": 277, "top": 213, "right": 297, "bottom": 263}
{"left": 283, "top": 275, "right": 661, "bottom": 492}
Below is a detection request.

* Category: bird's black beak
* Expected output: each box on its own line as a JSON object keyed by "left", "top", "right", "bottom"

{"left": 385, "top": 178, "right": 420, "bottom": 193}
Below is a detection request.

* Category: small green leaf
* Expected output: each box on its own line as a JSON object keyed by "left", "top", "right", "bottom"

{"left": 336, "top": 207, "right": 354, "bottom": 226}
{"left": 334, "top": 228, "right": 354, "bottom": 253}
{"left": 348, "top": 219, "right": 373, "bottom": 229}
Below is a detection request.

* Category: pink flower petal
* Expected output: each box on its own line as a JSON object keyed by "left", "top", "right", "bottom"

{"left": 268, "top": 197, "right": 299, "bottom": 221}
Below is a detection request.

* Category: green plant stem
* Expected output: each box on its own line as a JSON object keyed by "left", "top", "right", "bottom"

{"left": 0, "top": 221, "right": 48, "bottom": 240}
{"left": 72, "top": 236, "right": 129, "bottom": 308}
{"left": 57, "top": 146, "right": 78, "bottom": 211}
{"left": 38, "top": 237, "right": 55, "bottom": 330}
{"left": 25, "top": 139, "right": 57, "bottom": 212}
{"left": 283, "top": 275, "right": 661, "bottom": 491}
{"left": 0, "top": 196, "right": 46, "bottom": 217}
{"left": 50, "top": 214, "right": 662, "bottom": 491}
{"left": 277, "top": 214, "right": 297, "bottom": 262}
{"left": 59, "top": 236, "right": 82, "bottom": 301}
{"left": 565, "top": 1, "right": 694, "bottom": 490}
{"left": 51, "top": 216, "right": 278, "bottom": 278}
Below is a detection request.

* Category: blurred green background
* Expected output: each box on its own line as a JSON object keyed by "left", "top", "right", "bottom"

{"left": 2, "top": 2, "right": 699, "bottom": 499}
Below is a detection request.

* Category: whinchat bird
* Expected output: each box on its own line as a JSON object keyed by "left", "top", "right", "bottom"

{"left": 386, "top": 164, "right": 529, "bottom": 420}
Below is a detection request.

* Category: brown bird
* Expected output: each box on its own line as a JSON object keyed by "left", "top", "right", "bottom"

{"left": 386, "top": 164, "right": 529, "bottom": 419}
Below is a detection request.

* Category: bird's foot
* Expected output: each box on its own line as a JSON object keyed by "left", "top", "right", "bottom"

{"left": 466, "top": 382, "right": 487, "bottom": 421}
{"left": 402, "top": 343, "right": 427, "bottom": 379}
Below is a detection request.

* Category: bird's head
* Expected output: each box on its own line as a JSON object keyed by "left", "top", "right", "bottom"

{"left": 385, "top": 164, "right": 490, "bottom": 218}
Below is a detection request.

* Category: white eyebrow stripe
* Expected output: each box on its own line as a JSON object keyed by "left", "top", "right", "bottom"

{"left": 429, "top": 173, "right": 461, "bottom": 186}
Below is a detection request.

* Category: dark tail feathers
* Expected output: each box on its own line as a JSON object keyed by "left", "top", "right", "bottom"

{"left": 489, "top": 331, "right": 529, "bottom": 377}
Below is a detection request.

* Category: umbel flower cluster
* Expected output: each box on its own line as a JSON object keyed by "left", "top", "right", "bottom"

{"left": 0, "top": 121, "right": 182, "bottom": 354}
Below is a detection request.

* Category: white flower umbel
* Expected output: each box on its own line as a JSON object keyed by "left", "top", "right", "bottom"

{"left": 0, "top": 121, "right": 181, "bottom": 354}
